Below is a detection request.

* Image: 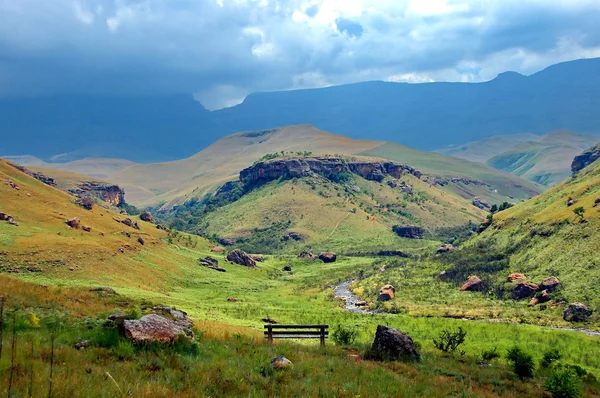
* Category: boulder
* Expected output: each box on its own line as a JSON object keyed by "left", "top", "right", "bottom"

{"left": 378, "top": 284, "right": 396, "bottom": 301}
{"left": 82, "top": 225, "right": 91, "bottom": 232}
{"left": 567, "top": 198, "right": 578, "bottom": 207}
{"left": 227, "top": 297, "right": 237, "bottom": 302}
{"left": 211, "top": 246, "right": 226, "bottom": 253}
{"left": 298, "top": 251, "right": 317, "bottom": 259}
{"left": 140, "top": 211, "right": 154, "bottom": 223}
{"left": 207, "top": 265, "right": 227, "bottom": 272}
{"left": 250, "top": 254, "right": 264, "bottom": 262}
{"left": 137, "top": 236, "right": 145, "bottom": 245}
{"left": 507, "top": 273, "right": 527, "bottom": 282}
{"left": 89, "top": 286, "right": 117, "bottom": 294}
{"left": 227, "top": 249, "right": 256, "bottom": 267}
{"left": 270, "top": 356, "right": 293, "bottom": 370}
{"left": 512, "top": 282, "right": 539, "bottom": 300}
{"left": 528, "top": 290, "right": 551, "bottom": 307}
{"left": 122, "top": 218, "right": 140, "bottom": 230}
{"left": 318, "top": 252, "right": 337, "bottom": 263}
{"left": 123, "top": 314, "right": 192, "bottom": 343}
{"left": 0, "top": 213, "right": 8, "bottom": 220}
{"left": 387, "top": 180, "right": 398, "bottom": 188}
{"left": 282, "top": 264, "right": 292, "bottom": 272}
{"left": 472, "top": 197, "right": 491, "bottom": 210}
{"left": 595, "top": 197, "right": 600, "bottom": 207}
{"left": 199, "top": 256, "right": 219, "bottom": 267}
{"left": 281, "top": 231, "right": 304, "bottom": 242}
{"left": 540, "top": 276, "right": 561, "bottom": 292}
{"left": 65, "top": 217, "right": 81, "bottom": 229}
{"left": 392, "top": 225, "right": 425, "bottom": 239}
{"left": 151, "top": 306, "right": 194, "bottom": 330}
{"left": 436, "top": 244, "right": 454, "bottom": 254}
{"left": 370, "top": 325, "right": 420, "bottom": 360}
{"left": 563, "top": 303, "right": 592, "bottom": 322}
{"left": 460, "top": 276, "right": 483, "bottom": 292}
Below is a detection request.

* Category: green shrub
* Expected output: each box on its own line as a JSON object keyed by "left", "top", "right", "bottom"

{"left": 433, "top": 327, "right": 467, "bottom": 354}
{"left": 332, "top": 325, "right": 358, "bottom": 346}
{"left": 541, "top": 349, "right": 562, "bottom": 368}
{"left": 544, "top": 368, "right": 581, "bottom": 398}
{"left": 112, "top": 340, "right": 136, "bottom": 360}
{"left": 480, "top": 347, "right": 500, "bottom": 363}
{"left": 506, "top": 346, "right": 535, "bottom": 380}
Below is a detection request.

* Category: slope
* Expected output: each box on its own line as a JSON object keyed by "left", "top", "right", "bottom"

{"left": 436, "top": 133, "right": 541, "bottom": 163}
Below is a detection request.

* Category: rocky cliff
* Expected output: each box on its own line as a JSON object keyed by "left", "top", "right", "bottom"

{"left": 68, "top": 182, "right": 125, "bottom": 206}
{"left": 240, "top": 157, "right": 421, "bottom": 188}
{"left": 572, "top": 142, "right": 600, "bottom": 174}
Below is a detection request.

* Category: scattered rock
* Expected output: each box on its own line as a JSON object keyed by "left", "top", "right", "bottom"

{"left": 123, "top": 314, "right": 193, "bottom": 343}
{"left": 540, "top": 276, "right": 561, "bottom": 292}
{"left": 594, "top": 197, "right": 600, "bottom": 207}
{"left": 137, "top": 236, "right": 145, "bottom": 245}
{"left": 262, "top": 317, "right": 277, "bottom": 324}
{"left": 392, "top": 225, "right": 425, "bottom": 239}
{"left": 270, "top": 356, "right": 293, "bottom": 370}
{"left": 472, "top": 197, "right": 491, "bottom": 210}
{"left": 107, "top": 312, "right": 129, "bottom": 327}
{"left": 7, "top": 179, "right": 19, "bottom": 190}
{"left": 512, "top": 282, "right": 539, "bottom": 300}
{"left": 151, "top": 307, "right": 194, "bottom": 330}
{"left": 318, "top": 252, "right": 337, "bottom": 263}
{"left": 227, "top": 297, "right": 237, "bottom": 302}
{"left": 26, "top": 266, "right": 42, "bottom": 273}
{"left": 387, "top": 180, "right": 398, "bottom": 188}
{"left": 211, "top": 246, "right": 226, "bottom": 253}
{"left": 281, "top": 231, "right": 304, "bottom": 241}
{"left": 227, "top": 249, "right": 256, "bottom": 267}
{"left": 122, "top": 231, "right": 131, "bottom": 238}
{"left": 528, "top": 290, "right": 551, "bottom": 306}
{"left": 378, "top": 284, "right": 396, "bottom": 301}
{"left": 82, "top": 225, "right": 92, "bottom": 232}
{"left": 140, "top": 211, "right": 154, "bottom": 223}
{"left": 564, "top": 303, "right": 592, "bottom": 322}
{"left": 298, "top": 251, "right": 317, "bottom": 260}
{"left": 0, "top": 213, "right": 8, "bottom": 220}
{"left": 436, "top": 244, "right": 454, "bottom": 254}
{"left": 460, "top": 276, "right": 483, "bottom": 292}
{"left": 65, "top": 217, "right": 81, "bottom": 229}
{"left": 76, "top": 196, "right": 95, "bottom": 211}
{"left": 206, "top": 265, "right": 227, "bottom": 272}
{"left": 282, "top": 264, "right": 292, "bottom": 272}
{"left": 250, "top": 254, "right": 264, "bottom": 262}
{"left": 89, "top": 286, "right": 117, "bottom": 294}
{"left": 566, "top": 197, "right": 578, "bottom": 207}
{"left": 370, "top": 325, "right": 420, "bottom": 361}
{"left": 156, "top": 224, "right": 167, "bottom": 231}
{"left": 355, "top": 301, "right": 367, "bottom": 307}
{"left": 507, "top": 273, "right": 527, "bottom": 283}
{"left": 199, "top": 256, "right": 219, "bottom": 267}
{"left": 74, "top": 339, "right": 91, "bottom": 350}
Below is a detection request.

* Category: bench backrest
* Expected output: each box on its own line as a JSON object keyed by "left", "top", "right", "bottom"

{"left": 264, "top": 324, "right": 329, "bottom": 346}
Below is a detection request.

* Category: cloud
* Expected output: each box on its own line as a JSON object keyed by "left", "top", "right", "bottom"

{"left": 0, "top": 0, "right": 599, "bottom": 109}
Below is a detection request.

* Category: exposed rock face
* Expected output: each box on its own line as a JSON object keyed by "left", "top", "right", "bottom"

{"left": 227, "top": 249, "right": 256, "bottom": 267}
{"left": 123, "top": 314, "right": 192, "bottom": 343}
{"left": 472, "top": 197, "right": 491, "bottom": 210}
{"left": 370, "top": 325, "right": 419, "bottom": 360}
{"left": 270, "top": 356, "right": 293, "bottom": 370}
{"left": 318, "top": 252, "right": 337, "bottom": 263}
{"left": 512, "top": 282, "right": 539, "bottom": 300}
{"left": 239, "top": 157, "right": 421, "bottom": 188}
{"left": 507, "top": 273, "right": 527, "bottom": 282}
{"left": 563, "top": 303, "right": 592, "bottom": 322}
{"left": 378, "top": 285, "right": 396, "bottom": 301}
{"left": 393, "top": 225, "right": 425, "bottom": 239}
{"left": 140, "top": 211, "right": 154, "bottom": 223}
{"left": 436, "top": 244, "right": 454, "bottom": 254}
{"left": 460, "top": 276, "right": 483, "bottom": 292}
{"left": 540, "top": 276, "right": 561, "bottom": 292}
{"left": 68, "top": 182, "right": 126, "bottom": 206}
{"left": 571, "top": 143, "right": 600, "bottom": 174}
{"left": 65, "top": 217, "right": 81, "bottom": 229}
{"left": 7, "top": 163, "right": 56, "bottom": 187}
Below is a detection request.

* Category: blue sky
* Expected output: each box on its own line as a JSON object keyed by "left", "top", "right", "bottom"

{"left": 1, "top": 0, "right": 599, "bottom": 109}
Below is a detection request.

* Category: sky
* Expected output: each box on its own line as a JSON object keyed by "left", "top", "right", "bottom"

{"left": 1, "top": 0, "right": 600, "bottom": 110}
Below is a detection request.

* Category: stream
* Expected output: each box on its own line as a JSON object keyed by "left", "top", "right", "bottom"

{"left": 333, "top": 279, "right": 600, "bottom": 337}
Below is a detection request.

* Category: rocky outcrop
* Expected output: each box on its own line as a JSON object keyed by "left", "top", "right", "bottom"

{"left": 512, "top": 282, "right": 539, "bottom": 300}
{"left": 239, "top": 157, "right": 421, "bottom": 188}
{"left": 472, "top": 197, "right": 491, "bottom": 210}
{"left": 540, "top": 276, "right": 560, "bottom": 292}
{"left": 68, "top": 182, "right": 125, "bottom": 206}
{"left": 227, "top": 249, "right": 256, "bottom": 267}
{"left": 563, "top": 303, "right": 592, "bottom": 322}
{"left": 369, "top": 325, "right": 419, "bottom": 360}
{"left": 392, "top": 225, "right": 425, "bottom": 239}
{"left": 123, "top": 314, "right": 193, "bottom": 343}
{"left": 7, "top": 163, "right": 56, "bottom": 187}
{"left": 318, "top": 252, "right": 337, "bottom": 263}
{"left": 528, "top": 290, "right": 551, "bottom": 307}
{"left": 140, "top": 211, "right": 154, "bottom": 223}
{"left": 571, "top": 143, "right": 600, "bottom": 174}
{"left": 460, "top": 276, "right": 483, "bottom": 292}
{"left": 378, "top": 285, "right": 395, "bottom": 301}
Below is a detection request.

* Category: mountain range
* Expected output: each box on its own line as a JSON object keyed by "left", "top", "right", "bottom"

{"left": 2, "top": 57, "right": 600, "bottom": 162}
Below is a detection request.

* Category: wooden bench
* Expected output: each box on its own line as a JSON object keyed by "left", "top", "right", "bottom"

{"left": 264, "top": 324, "right": 329, "bottom": 346}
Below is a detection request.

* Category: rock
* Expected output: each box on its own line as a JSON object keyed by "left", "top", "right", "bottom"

{"left": 137, "top": 236, "right": 145, "bottom": 245}
{"left": 82, "top": 225, "right": 91, "bottom": 232}
{"left": 107, "top": 312, "right": 129, "bottom": 327}
{"left": 507, "top": 273, "right": 527, "bottom": 282}
{"left": 512, "top": 282, "right": 539, "bottom": 300}
{"left": 262, "top": 317, "right": 277, "bottom": 324}
{"left": 282, "top": 264, "right": 292, "bottom": 272}
{"left": 392, "top": 225, "right": 425, "bottom": 239}
{"left": 281, "top": 231, "right": 304, "bottom": 241}
{"left": 566, "top": 198, "right": 578, "bottom": 207}
{"left": 564, "top": 303, "right": 592, "bottom": 322}
{"left": 472, "top": 197, "right": 491, "bottom": 209}
{"left": 387, "top": 180, "right": 398, "bottom": 188}
{"left": 89, "top": 286, "right": 117, "bottom": 294}
{"left": 571, "top": 143, "right": 600, "bottom": 174}
{"left": 211, "top": 246, "right": 226, "bottom": 253}
{"left": 151, "top": 307, "right": 195, "bottom": 330}
{"left": 436, "top": 244, "right": 454, "bottom": 254}
{"left": 298, "top": 251, "right": 317, "bottom": 259}
{"left": 156, "top": 224, "right": 167, "bottom": 231}
{"left": 26, "top": 266, "right": 42, "bottom": 273}
{"left": 199, "top": 256, "right": 219, "bottom": 267}
{"left": 122, "top": 218, "right": 140, "bottom": 229}
{"left": 540, "top": 276, "right": 561, "bottom": 292}
{"left": 123, "top": 314, "right": 192, "bottom": 343}
{"left": 355, "top": 301, "right": 367, "bottom": 307}
{"left": 7, "top": 217, "right": 18, "bottom": 226}
{"left": 74, "top": 339, "right": 91, "bottom": 350}
{"left": 217, "top": 237, "right": 235, "bottom": 246}
{"left": 378, "top": 284, "right": 396, "bottom": 301}
{"left": 76, "top": 196, "right": 95, "bottom": 211}
{"left": 250, "top": 254, "right": 264, "bottom": 262}
{"left": 460, "top": 276, "right": 483, "bottom": 292}
{"left": 528, "top": 290, "right": 551, "bottom": 307}
{"left": 370, "top": 325, "right": 420, "bottom": 360}
{"left": 65, "top": 217, "right": 81, "bottom": 229}
{"left": 270, "top": 356, "right": 293, "bottom": 370}
{"left": 67, "top": 181, "right": 125, "bottom": 206}
{"left": 207, "top": 265, "right": 227, "bottom": 272}
{"left": 0, "top": 213, "right": 8, "bottom": 220}
{"left": 318, "top": 252, "right": 337, "bottom": 263}
{"left": 140, "top": 211, "right": 154, "bottom": 223}
{"left": 227, "top": 297, "right": 237, "bottom": 302}
{"left": 227, "top": 249, "right": 256, "bottom": 267}
{"left": 7, "top": 179, "right": 19, "bottom": 190}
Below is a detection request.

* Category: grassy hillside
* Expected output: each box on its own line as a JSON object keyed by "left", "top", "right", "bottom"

{"left": 3, "top": 156, "right": 137, "bottom": 179}
{"left": 437, "top": 133, "right": 541, "bottom": 163}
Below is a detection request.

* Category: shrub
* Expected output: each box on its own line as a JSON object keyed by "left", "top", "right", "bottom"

{"left": 541, "top": 349, "right": 562, "bottom": 368}
{"left": 480, "top": 347, "right": 500, "bottom": 363}
{"left": 544, "top": 368, "right": 581, "bottom": 398}
{"left": 112, "top": 340, "right": 136, "bottom": 360}
{"left": 506, "top": 346, "right": 535, "bottom": 380}
{"left": 433, "top": 327, "right": 467, "bottom": 354}
{"left": 332, "top": 325, "right": 358, "bottom": 346}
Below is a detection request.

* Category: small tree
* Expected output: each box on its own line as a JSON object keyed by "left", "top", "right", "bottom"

{"left": 433, "top": 327, "right": 467, "bottom": 354}
{"left": 506, "top": 346, "right": 535, "bottom": 380}
{"left": 573, "top": 206, "right": 585, "bottom": 220}
{"left": 544, "top": 368, "right": 581, "bottom": 398}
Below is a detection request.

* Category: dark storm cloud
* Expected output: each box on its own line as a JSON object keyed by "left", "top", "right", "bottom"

{"left": 0, "top": 0, "right": 599, "bottom": 109}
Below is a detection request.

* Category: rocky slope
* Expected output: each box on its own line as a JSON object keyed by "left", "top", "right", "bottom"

{"left": 572, "top": 142, "right": 600, "bottom": 174}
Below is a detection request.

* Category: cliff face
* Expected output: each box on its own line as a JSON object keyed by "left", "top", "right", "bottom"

{"left": 572, "top": 143, "right": 600, "bottom": 174}
{"left": 240, "top": 157, "right": 421, "bottom": 187}
{"left": 69, "top": 182, "right": 125, "bottom": 205}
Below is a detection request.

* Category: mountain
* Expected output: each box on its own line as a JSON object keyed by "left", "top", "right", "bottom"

{"left": 436, "top": 133, "right": 541, "bottom": 163}
{"left": 2, "top": 58, "right": 600, "bottom": 162}
{"left": 486, "top": 130, "right": 598, "bottom": 186}
{"left": 3, "top": 156, "right": 137, "bottom": 180}
{"left": 109, "top": 125, "right": 541, "bottom": 207}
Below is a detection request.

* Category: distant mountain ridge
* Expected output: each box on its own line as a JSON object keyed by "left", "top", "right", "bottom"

{"left": 2, "top": 58, "right": 600, "bottom": 162}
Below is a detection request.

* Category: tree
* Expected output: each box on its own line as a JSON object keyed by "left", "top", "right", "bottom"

{"left": 573, "top": 206, "right": 585, "bottom": 220}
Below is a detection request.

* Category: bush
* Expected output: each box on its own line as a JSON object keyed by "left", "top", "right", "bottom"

{"left": 332, "top": 325, "right": 358, "bottom": 346}
{"left": 541, "top": 349, "right": 562, "bottom": 368}
{"left": 544, "top": 368, "right": 581, "bottom": 398}
{"left": 112, "top": 340, "right": 136, "bottom": 360}
{"left": 506, "top": 346, "right": 535, "bottom": 380}
{"left": 433, "top": 327, "right": 467, "bottom": 354}
{"left": 480, "top": 347, "right": 500, "bottom": 363}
